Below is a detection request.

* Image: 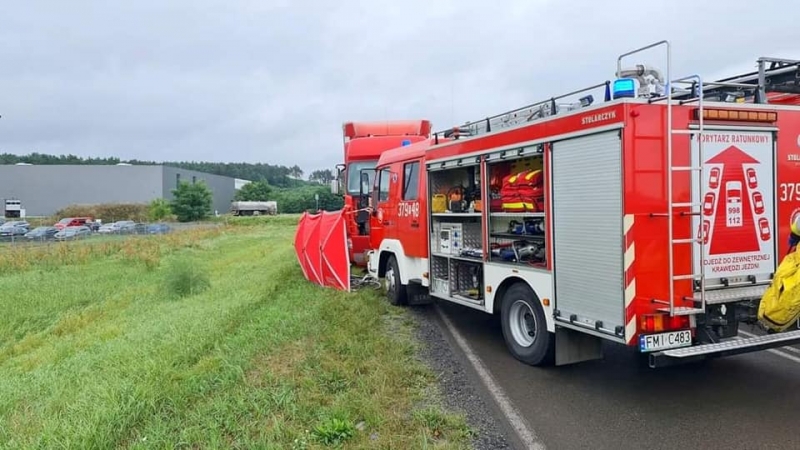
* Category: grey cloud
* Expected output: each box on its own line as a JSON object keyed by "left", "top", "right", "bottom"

{"left": 1, "top": 0, "right": 797, "bottom": 176}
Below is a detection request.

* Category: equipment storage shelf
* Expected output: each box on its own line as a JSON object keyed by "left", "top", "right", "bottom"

{"left": 427, "top": 156, "right": 486, "bottom": 303}
{"left": 485, "top": 147, "right": 548, "bottom": 270}
{"left": 427, "top": 159, "right": 484, "bottom": 260}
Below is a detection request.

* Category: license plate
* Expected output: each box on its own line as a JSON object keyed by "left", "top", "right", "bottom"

{"left": 639, "top": 330, "right": 692, "bottom": 352}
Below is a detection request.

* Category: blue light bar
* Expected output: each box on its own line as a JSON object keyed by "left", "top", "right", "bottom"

{"left": 613, "top": 78, "right": 636, "bottom": 99}
{"left": 401, "top": 139, "right": 411, "bottom": 146}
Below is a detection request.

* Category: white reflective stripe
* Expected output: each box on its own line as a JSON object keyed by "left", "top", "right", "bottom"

{"left": 624, "top": 242, "right": 635, "bottom": 272}
{"left": 625, "top": 279, "right": 636, "bottom": 309}
{"left": 623, "top": 214, "right": 634, "bottom": 236}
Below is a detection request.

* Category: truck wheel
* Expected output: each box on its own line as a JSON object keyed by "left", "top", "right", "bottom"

{"left": 384, "top": 255, "right": 407, "bottom": 306}
{"left": 500, "top": 282, "right": 554, "bottom": 366}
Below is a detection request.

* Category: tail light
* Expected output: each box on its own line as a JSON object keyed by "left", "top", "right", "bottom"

{"left": 639, "top": 313, "right": 691, "bottom": 333}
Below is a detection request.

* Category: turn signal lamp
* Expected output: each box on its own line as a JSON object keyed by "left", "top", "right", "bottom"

{"left": 693, "top": 108, "right": 777, "bottom": 122}
{"left": 639, "top": 313, "right": 691, "bottom": 333}
{"left": 613, "top": 78, "right": 636, "bottom": 99}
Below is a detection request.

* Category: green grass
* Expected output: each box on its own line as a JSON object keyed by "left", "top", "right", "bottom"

{"left": 0, "top": 220, "right": 471, "bottom": 449}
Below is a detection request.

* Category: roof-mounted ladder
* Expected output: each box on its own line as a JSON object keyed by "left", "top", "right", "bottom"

{"left": 668, "top": 56, "right": 800, "bottom": 105}
{"left": 433, "top": 82, "right": 613, "bottom": 143}
{"left": 433, "top": 47, "right": 799, "bottom": 145}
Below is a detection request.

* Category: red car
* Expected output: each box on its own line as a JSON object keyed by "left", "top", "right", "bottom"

{"left": 698, "top": 220, "right": 711, "bottom": 245}
{"left": 758, "top": 217, "right": 770, "bottom": 241}
{"left": 709, "top": 167, "right": 721, "bottom": 189}
{"left": 703, "top": 192, "right": 716, "bottom": 216}
{"left": 746, "top": 168, "right": 758, "bottom": 189}
{"left": 752, "top": 191, "right": 765, "bottom": 215}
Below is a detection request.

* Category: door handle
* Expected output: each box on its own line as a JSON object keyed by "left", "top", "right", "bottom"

{"left": 411, "top": 220, "right": 419, "bottom": 228}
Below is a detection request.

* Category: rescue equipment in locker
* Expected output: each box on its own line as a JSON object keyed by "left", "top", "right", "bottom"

{"left": 490, "top": 239, "right": 546, "bottom": 264}
{"left": 432, "top": 194, "right": 447, "bottom": 213}
{"left": 448, "top": 186, "right": 466, "bottom": 212}
{"left": 438, "top": 222, "right": 463, "bottom": 255}
{"left": 507, "top": 218, "right": 545, "bottom": 235}
{"left": 500, "top": 169, "right": 545, "bottom": 212}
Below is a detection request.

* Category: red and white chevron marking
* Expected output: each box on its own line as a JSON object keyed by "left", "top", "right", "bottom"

{"left": 623, "top": 214, "right": 638, "bottom": 344}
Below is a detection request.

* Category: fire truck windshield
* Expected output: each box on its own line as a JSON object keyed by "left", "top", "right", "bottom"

{"left": 346, "top": 161, "right": 376, "bottom": 195}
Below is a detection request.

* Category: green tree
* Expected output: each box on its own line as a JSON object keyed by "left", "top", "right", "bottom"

{"left": 170, "top": 181, "right": 212, "bottom": 222}
{"left": 309, "top": 169, "right": 334, "bottom": 184}
{"left": 234, "top": 180, "right": 272, "bottom": 201}
{"left": 148, "top": 198, "right": 172, "bottom": 221}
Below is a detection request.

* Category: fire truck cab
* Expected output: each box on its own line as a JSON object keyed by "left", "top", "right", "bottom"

{"left": 365, "top": 41, "right": 800, "bottom": 368}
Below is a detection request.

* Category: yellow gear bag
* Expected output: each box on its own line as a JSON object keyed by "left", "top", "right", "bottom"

{"left": 431, "top": 194, "right": 447, "bottom": 213}
{"left": 758, "top": 248, "right": 800, "bottom": 332}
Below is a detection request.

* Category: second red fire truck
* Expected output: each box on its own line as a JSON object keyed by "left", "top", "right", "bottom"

{"left": 362, "top": 41, "right": 800, "bottom": 368}
{"left": 331, "top": 120, "right": 432, "bottom": 266}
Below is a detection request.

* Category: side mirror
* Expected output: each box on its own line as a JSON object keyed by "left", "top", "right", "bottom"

{"left": 330, "top": 179, "right": 339, "bottom": 195}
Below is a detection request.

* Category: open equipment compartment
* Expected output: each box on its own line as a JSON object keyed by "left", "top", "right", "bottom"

{"left": 484, "top": 144, "right": 548, "bottom": 270}
{"left": 427, "top": 156, "right": 486, "bottom": 304}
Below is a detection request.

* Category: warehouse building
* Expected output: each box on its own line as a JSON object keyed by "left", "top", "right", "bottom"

{"left": 0, "top": 164, "right": 237, "bottom": 217}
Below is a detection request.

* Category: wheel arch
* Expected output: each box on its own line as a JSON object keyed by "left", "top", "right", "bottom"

{"left": 374, "top": 239, "right": 420, "bottom": 285}
{"left": 493, "top": 276, "right": 555, "bottom": 333}
{"left": 493, "top": 276, "right": 536, "bottom": 314}
{"left": 377, "top": 250, "right": 394, "bottom": 278}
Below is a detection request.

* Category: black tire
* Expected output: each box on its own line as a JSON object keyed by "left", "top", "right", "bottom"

{"left": 384, "top": 255, "right": 407, "bottom": 306}
{"left": 500, "top": 282, "right": 555, "bottom": 366}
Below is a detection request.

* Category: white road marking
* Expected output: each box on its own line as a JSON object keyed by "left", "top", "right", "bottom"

{"left": 435, "top": 305, "right": 546, "bottom": 450}
{"left": 736, "top": 331, "right": 800, "bottom": 363}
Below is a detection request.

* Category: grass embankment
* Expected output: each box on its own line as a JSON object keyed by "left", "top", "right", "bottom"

{"left": 0, "top": 217, "right": 471, "bottom": 449}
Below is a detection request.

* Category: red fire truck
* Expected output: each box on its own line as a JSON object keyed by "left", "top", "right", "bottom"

{"left": 364, "top": 41, "right": 800, "bottom": 368}
{"left": 331, "top": 120, "right": 432, "bottom": 266}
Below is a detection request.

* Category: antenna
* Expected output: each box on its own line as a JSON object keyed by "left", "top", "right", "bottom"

{"left": 450, "top": 75, "right": 455, "bottom": 127}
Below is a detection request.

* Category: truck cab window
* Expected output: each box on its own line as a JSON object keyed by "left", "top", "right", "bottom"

{"left": 378, "top": 168, "right": 391, "bottom": 202}
{"left": 347, "top": 161, "right": 377, "bottom": 194}
{"left": 402, "top": 161, "right": 419, "bottom": 201}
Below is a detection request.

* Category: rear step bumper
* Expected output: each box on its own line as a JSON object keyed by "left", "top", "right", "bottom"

{"left": 649, "top": 330, "right": 800, "bottom": 368}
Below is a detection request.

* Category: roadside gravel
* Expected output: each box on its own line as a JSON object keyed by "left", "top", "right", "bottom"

{"left": 408, "top": 304, "right": 515, "bottom": 450}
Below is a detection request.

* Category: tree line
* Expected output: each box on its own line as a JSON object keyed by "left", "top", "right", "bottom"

{"left": 1, "top": 152, "right": 344, "bottom": 214}
{"left": 0, "top": 152, "right": 322, "bottom": 188}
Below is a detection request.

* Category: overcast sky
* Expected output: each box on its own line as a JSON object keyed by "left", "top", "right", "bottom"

{"left": 1, "top": 1, "right": 798, "bottom": 176}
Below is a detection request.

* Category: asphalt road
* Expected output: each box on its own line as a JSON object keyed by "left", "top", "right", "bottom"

{"left": 435, "top": 301, "right": 800, "bottom": 450}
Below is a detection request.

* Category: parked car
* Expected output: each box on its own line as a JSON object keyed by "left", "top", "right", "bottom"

{"left": 0, "top": 221, "right": 30, "bottom": 239}
{"left": 98, "top": 220, "right": 136, "bottom": 234}
{"left": 1, "top": 220, "right": 29, "bottom": 230}
{"left": 85, "top": 220, "right": 102, "bottom": 232}
{"left": 24, "top": 226, "right": 59, "bottom": 241}
{"left": 146, "top": 223, "right": 171, "bottom": 234}
{"left": 54, "top": 217, "right": 93, "bottom": 230}
{"left": 54, "top": 225, "right": 92, "bottom": 240}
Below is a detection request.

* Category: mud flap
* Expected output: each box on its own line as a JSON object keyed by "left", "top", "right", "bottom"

{"left": 407, "top": 281, "right": 433, "bottom": 306}
{"left": 555, "top": 326, "right": 604, "bottom": 366}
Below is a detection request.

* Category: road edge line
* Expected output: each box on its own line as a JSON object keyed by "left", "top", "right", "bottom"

{"left": 435, "top": 305, "right": 545, "bottom": 450}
